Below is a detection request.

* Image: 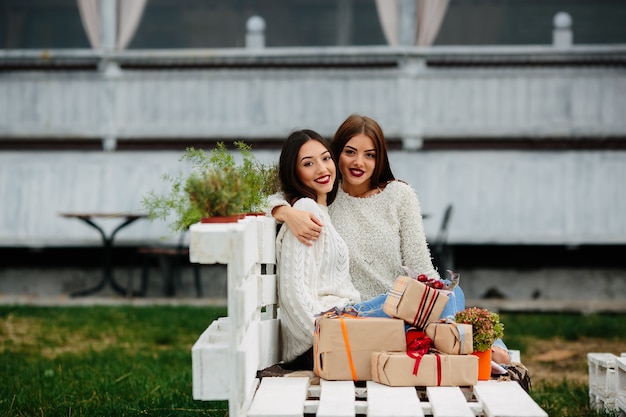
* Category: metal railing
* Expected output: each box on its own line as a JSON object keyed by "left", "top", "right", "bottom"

{"left": 2, "top": 44, "right": 625, "bottom": 151}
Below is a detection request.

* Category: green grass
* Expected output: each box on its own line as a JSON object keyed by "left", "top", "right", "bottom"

{"left": 0, "top": 307, "right": 624, "bottom": 416}
{"left": 0, "top": 306, "right": 229, "bottom": 417}
{"left": 499, "top": 312, "right": 626, "bottom": 352}
{"left": 532, "top": 380, "right": 620, "bottom": 417}
{"left": 500, "top": 312, "right": 625, "bottom": 417}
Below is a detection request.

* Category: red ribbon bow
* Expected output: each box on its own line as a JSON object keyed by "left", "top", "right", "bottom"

{"left": 406, "top": 329, "right": 432, "bottom": 354}
{"left": 405, "top": 328, "right": 434, "bottom": 377}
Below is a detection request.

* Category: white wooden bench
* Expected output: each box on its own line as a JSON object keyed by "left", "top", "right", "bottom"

{"left": 189, "top": 216, "right": 548, "bottom": 417}
{"left": 617, "top": 356, "right": 626, "bottom": 415}
{"left": 588, "top": 352, "right": 626, "bottom": 414}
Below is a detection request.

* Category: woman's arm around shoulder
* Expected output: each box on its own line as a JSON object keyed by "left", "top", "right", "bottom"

{"left": 264, "top": 192, "right": 289, "bottom": 217}
{"left": 267, "top": 194, "right": 323, "bottom": 246}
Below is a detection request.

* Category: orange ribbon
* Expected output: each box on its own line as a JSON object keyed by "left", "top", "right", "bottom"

{"left": 314, "top": 311, "right": 362, "bottom": 380}
{"left": 338, "top": 316, "right": 358, "bottom": 381}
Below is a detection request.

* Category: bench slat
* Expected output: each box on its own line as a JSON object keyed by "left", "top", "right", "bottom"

{"left": 191, "top": 323, "right": 229, "bottom": 400}
{"left": 260, "top": 274, "right": 278, "bottom": 306}
{"left": 426, "top": 386, "right": 474, "bottom": 417}
{"left": 238, "top": 274, "right": 259, "bottom": 327}
{"left": 614, "top": 356, "right": 626, "bottom": 413}
{"left": 236, "top": 320, "right": 262, "bottom": 408}
{"left": 255, "top": 215, "right": 278, "bottom": 264}
{"left": 474, "top": 381, "right": 548, "bottom": 417}
{"left": 258, "top": 318, "right": 280, "bottom": 369}
{"left": 247, "top": 377, "right": 309, "bottom": 417}
{"left": 317, "top": 380, "right": 356, "bottom": 417}
{"left": 366, "top": 381, "right": 425, "bottom": 417}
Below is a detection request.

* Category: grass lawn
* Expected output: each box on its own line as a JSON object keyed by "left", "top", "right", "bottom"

{"left": 0, "top": 305, "right": 624, "bottom": 416}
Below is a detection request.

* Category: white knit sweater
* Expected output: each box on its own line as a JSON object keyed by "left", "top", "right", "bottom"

{"left": 268, "top": 180, "right": 439, "bottom": 300}
{"left": 275, "top": 198, "right": 361, "bottom": 362}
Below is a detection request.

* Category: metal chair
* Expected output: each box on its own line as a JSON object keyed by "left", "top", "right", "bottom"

{"left": 431, "top": 204, "right": 454, "bottom": 275}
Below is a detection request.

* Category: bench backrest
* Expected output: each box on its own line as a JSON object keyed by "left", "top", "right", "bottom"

{"left": 190, "top": 216, "right": 280, "bottom": 416}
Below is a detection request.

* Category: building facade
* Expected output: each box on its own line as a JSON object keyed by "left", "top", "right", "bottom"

{"left": 1, "top": 1, "right": 625, "bottom": 301}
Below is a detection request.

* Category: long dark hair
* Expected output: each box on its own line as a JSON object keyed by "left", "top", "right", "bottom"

{"left": 279, "top": 129, "right": 339, "bottom": 205}
{"left": 330, "top": 114, "right": 395, "bottom": 189}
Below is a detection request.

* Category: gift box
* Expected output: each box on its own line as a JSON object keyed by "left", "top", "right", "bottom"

{"left": 371, "top": 352, "right": 478, "bottom": 387}
{"left": 383, "top": 276, "right": 449, "bottom": 329}
{"left": 424, "top": 320, "right": 473, "bottom": 355}
{"left": 314, "top": 315, "right": 406, "bottom": 381}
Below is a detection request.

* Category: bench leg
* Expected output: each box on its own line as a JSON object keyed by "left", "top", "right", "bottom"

{"left": 193, "top": 264, "right": 202, "bottom": 297}
{"left": 139, "top": 253, "right": 151, "bottom": 297}
{"left": 158, "top": 255, "right": 176, "bottom": 296}
{"left": 124, "top": 249, "right": 148, "bottom": 297}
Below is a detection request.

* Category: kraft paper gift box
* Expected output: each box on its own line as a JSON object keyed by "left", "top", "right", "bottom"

{"left": 383, "top": 276, "right": 449, "bottom": 329}
{"left": 424, "top": 320, "right": 473, "bottom": 355}
{"left": 314, "top": 315, "right": 406, "bottom": 381}
{"left": 371, "top": 352, "right": 479, "bottom": 387}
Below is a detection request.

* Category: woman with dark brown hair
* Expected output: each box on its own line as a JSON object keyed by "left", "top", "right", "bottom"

{"left": 275, "top": 129, "right": 360, "bottom": 367}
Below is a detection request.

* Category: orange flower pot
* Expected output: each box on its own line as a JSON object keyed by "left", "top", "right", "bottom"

{"left": 472, "top": 349, "right": 492, "bottom": 381}
{"left": 200, "top": 214, "right": 245, "bottom": 223}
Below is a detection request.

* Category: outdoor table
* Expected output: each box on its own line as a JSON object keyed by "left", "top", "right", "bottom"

{"left": 60, "top": 212, "right": 147, "bottom": 297}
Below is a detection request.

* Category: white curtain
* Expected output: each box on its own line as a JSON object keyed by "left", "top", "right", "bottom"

{"left": 77, "top": 0, "right": 147, "bottom": 49}
{"left": 77, "top": 0, "right": 101, "bottom": 48}
{"left": 416, "top": 0, "right": 449, "bottom": 46}
{"left": 117, "top": 0, "right": 147, "bottom": 49}
{"left": 375, "top": 0, "right": 399, "bottom": 46}
{"left": 375, "top": 0, "right": 449, "bottom": 47}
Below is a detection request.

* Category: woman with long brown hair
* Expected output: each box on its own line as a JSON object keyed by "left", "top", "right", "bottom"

{"left": 270, "top": 114, "right": 438, "bottom": 299}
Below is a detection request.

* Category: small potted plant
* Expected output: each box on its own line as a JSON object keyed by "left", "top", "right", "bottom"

{"left": 143, "top": 141, "right": 278, "bottom": 231}
{"left": 455, "top": 307, "right": 504, "bottom": 380}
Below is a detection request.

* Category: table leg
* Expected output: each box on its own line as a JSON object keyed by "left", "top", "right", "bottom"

{"left": 70, "top": 217, "right": 143, "bottom": 297}
{"left": 108, "top": 218, "right": 144, "bottom": 297}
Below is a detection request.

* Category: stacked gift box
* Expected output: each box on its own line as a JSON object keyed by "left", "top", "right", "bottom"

{"left": 313, "top": 275, "right": 479, "bottom": 386}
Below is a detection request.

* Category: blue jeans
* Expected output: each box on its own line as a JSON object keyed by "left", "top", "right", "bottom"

{"left": 349, "top": 293, "right": 390, "bottom": 318}
{"left": 439, "top": 285, "right": 466, "bottom": 320}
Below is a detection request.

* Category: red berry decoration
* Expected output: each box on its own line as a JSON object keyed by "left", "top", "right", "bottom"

{"left": 432, "top": 280, "right": 444, "bottom": 289}
{"left": 417, "top": 274, "right": 428, "bottom": 282}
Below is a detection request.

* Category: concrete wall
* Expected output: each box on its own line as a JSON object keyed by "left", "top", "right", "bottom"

{"left": 1, "top": 149, "right": 625, "bottom": 247}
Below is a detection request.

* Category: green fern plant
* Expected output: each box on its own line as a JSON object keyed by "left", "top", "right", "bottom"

{"left": 142, "top": 141, "right": 278, "bottom": 232}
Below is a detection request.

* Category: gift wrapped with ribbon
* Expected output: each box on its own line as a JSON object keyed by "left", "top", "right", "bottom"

{"left": 383, "top": 275, "right": 449, "bottom": 329}
{"left": 314, "top": 313, "right": 406, "bottom": 381}
{"left": 424, "top": 318, "right": 473, "bottom": 355}
{"left": 371, "top": 351, "right": 478, "bottom": 387}
{"left": 371, "top": 327, "right": 478, "bottom": 387}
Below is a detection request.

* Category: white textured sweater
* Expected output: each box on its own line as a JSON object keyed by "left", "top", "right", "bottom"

{"left": 269, "top": 180, "right": 439, "bottom": 300}
{"left": 329, "top": 181, "right": 439, "bottom": 299}
{"left": 275, "top": 198, "right": 361, "bottom": 362}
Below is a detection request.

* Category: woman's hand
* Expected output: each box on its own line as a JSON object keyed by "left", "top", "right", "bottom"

{"left": 273, "top": 206, "right": 323, "bottom": 246}
{"left": 492, "top": 345, "right": 511, "bottom": 364}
